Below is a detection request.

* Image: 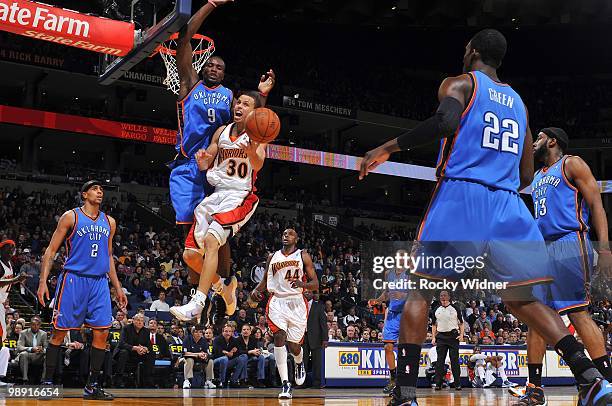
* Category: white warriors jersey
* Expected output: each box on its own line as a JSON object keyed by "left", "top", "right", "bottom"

{"left": 0, "top": 260, "right": 13, "bottom": 303}
{"left": 206, "top": 123, "right": 256, "bottom": 192}
{"left": 267, "top": 249, "right": 305, "bottom": 297}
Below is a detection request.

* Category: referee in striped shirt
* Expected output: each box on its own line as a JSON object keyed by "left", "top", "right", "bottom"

{"left": 431, "top": 290, "right": 464, "bottom": 390}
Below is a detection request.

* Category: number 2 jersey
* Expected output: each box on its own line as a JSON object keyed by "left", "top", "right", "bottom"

{"left": 436, "top": 70, "right": 528, "bottom": 192}
{"left": 62, "top": 208, "right": 111, "bottom": 277}
{"left": 176, "top": 82, "right": 233, "bottom": 159}
{"left": 206, "top": 123, "right": 257, "bottom": 192}
{"left": 267, "top": 249, "right": 305, "bottom": 297}
{"left": 531, "top": 155, "right": 590, "bottom": 240}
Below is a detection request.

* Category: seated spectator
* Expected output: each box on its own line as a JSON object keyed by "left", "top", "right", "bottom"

{"left": 361, "top": 329, "right": 371, "bottom": 342}
{"left": 182, "top": 325, "right": 215, "bottom": 389}
{"left": 343, "top": 325, "right": 359, "bottom": 342}
{"left": 342, "top": 307, "right": 360, "bottom": 327}
{"left": 168, "top": 324, "right": 185, "bottom": 345}
{"left": 150, "top": 291, "right": 170, "bottom": 312}
{"left": 212, "top": 324, "right": 247, "bottom": 388}
{"left": 129, "top": 277, "right": 145, "bottom": 301}
{"left": 233, "top": 309, "right": 249, "bottom": 333}
{"left": 474, "top": 311, "right": 492, "bottom": 332}
{"left": 16, "top": 316, "right": 47, "bottom": 383}
{"left": 237, "top": 324, "right": 267, "bottom": 387}
{"left": 113, "top": 313, "right": 155, "bottom": 387}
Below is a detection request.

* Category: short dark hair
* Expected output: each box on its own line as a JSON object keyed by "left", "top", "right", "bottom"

{"left": 470, "top": 29, "right": 507, "bottom": 68}
{"left": 238, "top": 90, "right": 263, "bottom": 108}
{"left": 193, "top": 324, "right": 204, "bottom": 333}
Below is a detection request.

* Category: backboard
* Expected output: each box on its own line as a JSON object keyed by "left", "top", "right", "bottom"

{"left": 98, "top": 0, "right": 192, "bottom": 86}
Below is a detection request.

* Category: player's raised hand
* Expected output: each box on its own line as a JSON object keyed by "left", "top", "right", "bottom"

{"left": 208, "top": 0, "right": 234, "bottom": 7}
{"left": 37, "top": 280, "right": 49, "bottom": 306}
{"left": 359, "top": 145, "right": 390, "bottom": 180}
{"left": 258, "top": 69, "right": 276, "bottom": 96}
{"left": 195, "top": 149, "right": 214, "bottom": 171}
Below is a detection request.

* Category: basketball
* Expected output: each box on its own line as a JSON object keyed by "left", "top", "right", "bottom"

{"left": 245, "top": 107, "right": 281, "bottom": 144}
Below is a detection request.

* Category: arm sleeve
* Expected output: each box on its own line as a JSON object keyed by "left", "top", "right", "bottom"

{"left": 397, "top": 96, "right": 463, "bottom": 151}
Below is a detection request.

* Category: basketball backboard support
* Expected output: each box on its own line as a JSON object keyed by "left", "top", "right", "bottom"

{"left": 98, "top": 0, "right": 191, "bottom": 86}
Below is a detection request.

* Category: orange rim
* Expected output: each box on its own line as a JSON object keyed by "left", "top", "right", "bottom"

{"left": 153, "top": 33, "right": 215, "bottom": 56}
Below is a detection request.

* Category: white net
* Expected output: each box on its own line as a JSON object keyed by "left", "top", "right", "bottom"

{"left": 158, "top": 35, "right": 215, "bottom": 95}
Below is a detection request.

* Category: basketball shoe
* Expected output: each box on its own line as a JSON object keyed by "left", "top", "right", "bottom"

{"left": 213, "top": 276, "right": 237, "bottom": 316}
{"left": 509, "top": 385, "right": 527, "bottom": 397}
{"left": 170, "top": 290, "right": 208, "bottom": 321}
{"left": 295, "top": 360, "right": 306, "bottom": 386}
{"left": 83, "top": 383, "right": 114, "bottom": 400}
{"left": 578, "top": 378, "right": 612, "bottom": 406}
{"left": 388, "top": 386, "right": 418, "bottom": 406}
{"left": 279, "top": 381, "right": 292, "bottom": 399}
{"left": 511, "top": 384, "right": 546, "bottom": 406}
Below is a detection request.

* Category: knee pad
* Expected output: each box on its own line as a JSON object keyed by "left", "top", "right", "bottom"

{"left": 208, "top": 222, "right": 231, "bottom": 246}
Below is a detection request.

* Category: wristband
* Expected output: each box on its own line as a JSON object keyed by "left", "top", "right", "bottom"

{"left": 598, "top": 249, "right": 611, "bottom": 255}
{"left": 259, "top": 92, "right": 268, "bottom": 97}
{"left": 208, "top": 0, "right": 217, "bottom": 7}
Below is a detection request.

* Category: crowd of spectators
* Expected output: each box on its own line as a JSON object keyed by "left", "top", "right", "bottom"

{"left": 0, "top": 186, "right": 610, "bottom": 388}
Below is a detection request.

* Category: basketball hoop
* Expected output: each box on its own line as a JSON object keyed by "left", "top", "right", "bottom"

{"left": 153, "top": 33, "right": 215, "bottom": 95}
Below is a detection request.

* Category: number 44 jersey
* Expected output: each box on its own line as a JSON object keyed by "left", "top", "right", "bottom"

{"left": 206, "top": 123, "right": 257, "bottom": 192}
{"left": 436, "top": 70, "right": 527, "bottom": 192}
{"left": 267, "top": 249, "right": 305, "bottom": 297}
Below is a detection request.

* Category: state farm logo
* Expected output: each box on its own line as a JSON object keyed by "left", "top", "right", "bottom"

{"left": 0, "top": 1, "right": 90, "bottom": 37}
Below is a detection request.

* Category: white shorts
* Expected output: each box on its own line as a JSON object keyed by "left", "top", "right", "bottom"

{"left": 266, "top": 295, "right": 308, "bottom": 344}
{"left": 188, "top": 189, "right": 258, "bottom": 254}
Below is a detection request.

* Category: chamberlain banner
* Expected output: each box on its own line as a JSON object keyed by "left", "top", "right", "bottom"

{"left": 0, "top": 0, "right": 134, "bottom": 56}
{"left": 0, "top": 105, "right": 175, "bottom": 144}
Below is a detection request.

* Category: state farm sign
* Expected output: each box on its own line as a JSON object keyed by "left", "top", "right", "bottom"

{"left": 0, "top": 0, "right": 134, "bottom": 56}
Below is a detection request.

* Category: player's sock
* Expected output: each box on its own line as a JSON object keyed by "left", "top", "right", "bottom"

{"left": 497, "top": 366, "right": 509, "bottom": 382}
{"left": 593, "top": 355, "right": 612, "bottom": 380}
{"left": 293, "top": 348, "right": 303, "bottom": 364}
{"left": 389, "top": 367, "right": 397, "bottom": 384}
{"left": 396, "top": 343, "right": 420, "bottom": 399}
{"left": 527, "top": 363, "right": 543, "bottom": 387}
{"left": 43, "top": 343, "right": 61, "bottom": 383}
{"left": 274, "top": 346, "right": 289, "bottom": 383}
{"left": 554, "top": 335, "right": 602, "bottom": 385}
{"left": 86, "top": 347, "right": 106, "bottom": 386}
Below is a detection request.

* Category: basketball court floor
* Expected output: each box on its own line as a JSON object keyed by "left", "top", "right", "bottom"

{"left": 0, "top": 387, "right": 580, "bottom": 405}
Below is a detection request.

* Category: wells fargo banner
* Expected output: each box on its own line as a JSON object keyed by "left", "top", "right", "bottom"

{"left": 0, "top": 105, "right": 175, "bottom": 144}
{"left": 0, "top": 0, "right": 134, "bottom": 56}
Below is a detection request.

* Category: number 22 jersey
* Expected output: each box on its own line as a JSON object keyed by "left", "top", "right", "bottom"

{"left": 436, "top": 70, "right": 528, "bottom": 192}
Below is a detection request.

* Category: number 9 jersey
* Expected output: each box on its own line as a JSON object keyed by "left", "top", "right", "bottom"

{"left": 436, "top": 70, "right": 527, "bottom": 192}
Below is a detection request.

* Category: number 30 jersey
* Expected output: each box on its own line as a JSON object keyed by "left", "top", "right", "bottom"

{"left": 63, "top": 208, "right": 111, "bottom": 277}
{"left": 436, "top": 70, "right": 528, "bottom": 192}
{"left": 267, "top": 249, "right": 305, "bottom": 297}
{"left": 206, "top": 123, "right": 257, "bottom": 192}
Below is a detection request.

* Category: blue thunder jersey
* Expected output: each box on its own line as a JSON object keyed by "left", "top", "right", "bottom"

{"left": 176, "top": 82, "right": 233, "bottom": 158}
{"left": 531, "top": 156, "right": 590, "bottom": 240}
{"left": 387, "top": 270, "right": 409, "bottom": 312}
{"left": 436, "top": 70, "right": 528, "bottom": 192}
{"left": 63, "top": 208, "right": 111, "bottom": 277}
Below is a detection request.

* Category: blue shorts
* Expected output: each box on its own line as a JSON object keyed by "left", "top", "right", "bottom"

{"left": 382, "top": 309, "right": 402, "bottom": 343}
{"left": 533, "top": 232, "right": 593, "bottom": 314}
{"left": 52, "top": 272, "right": 112, "bottom": 330}
{"left": 169, "top": 158, "right": 209, "bottom": 224}
{"left": 414, "top": 178, "right": 553, "bottom": 286}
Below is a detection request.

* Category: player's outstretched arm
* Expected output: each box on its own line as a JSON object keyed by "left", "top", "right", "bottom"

{"left": 359, "top": 74, "right": 471, "bottom": 180}
{"left": 176, "top": 0, "right": 233, "bottom": 100}
{"left": 565, "top": 156, "right": 612, "bottom": 277}
{"left": 38, "top": 210, "right": 75, "bottom": 305}
{"left": 292, "top": 251, "right": 319, "bottom": 292}
{"left": 250, "top": 254, "right": 272, "bottom": 303}
{"left": 107, "top": 216, "right": 127, "bottom": 310}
